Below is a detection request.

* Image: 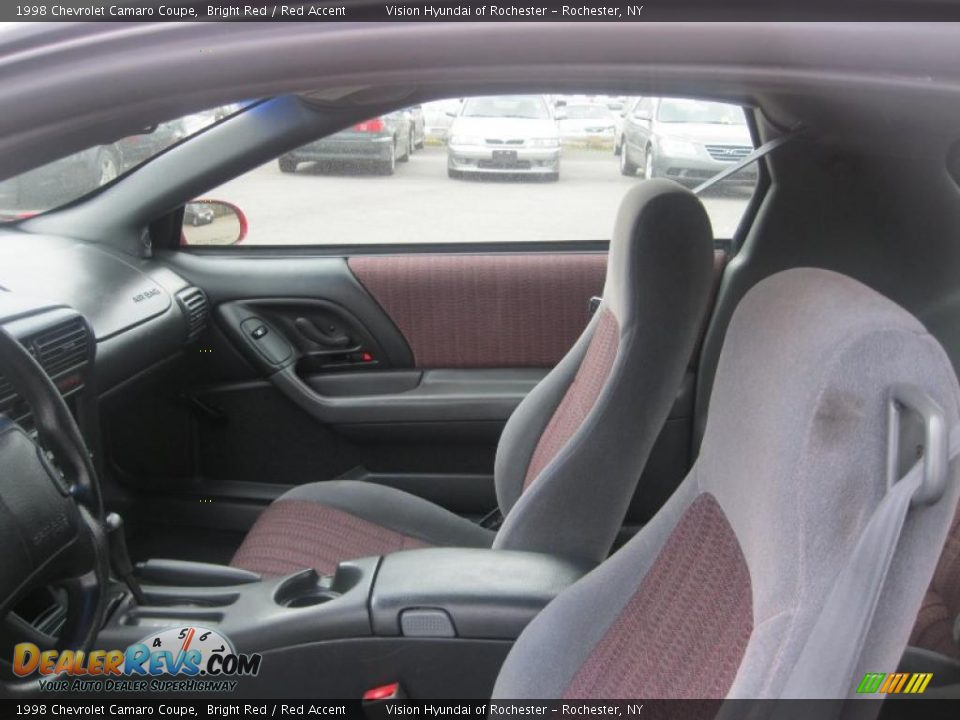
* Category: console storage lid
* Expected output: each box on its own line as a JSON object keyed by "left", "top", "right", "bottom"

{"left": 370, "top": 548, "right": 590, "bottom": 640}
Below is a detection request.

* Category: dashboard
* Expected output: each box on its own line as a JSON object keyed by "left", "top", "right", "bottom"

{"left": 0, "top": 230, "right": 208, "bottom": 422}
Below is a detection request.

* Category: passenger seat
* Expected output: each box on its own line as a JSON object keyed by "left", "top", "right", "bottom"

{"left": 230, "top": 180, "right": 716, "bottom": 576}
{"left": 492, "top": 268, "right": 960, "bottom": 699}
{"left": 911, "top": 509, "right": 960, "bottom": 660}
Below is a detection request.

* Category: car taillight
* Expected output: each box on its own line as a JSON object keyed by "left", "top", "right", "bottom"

{"left": 353, "top": 117, "right": 385, "bottom": 133}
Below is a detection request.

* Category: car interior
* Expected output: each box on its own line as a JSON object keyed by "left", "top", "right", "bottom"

{"left": 1, "top": 22, "right": 960, "bottom": 702}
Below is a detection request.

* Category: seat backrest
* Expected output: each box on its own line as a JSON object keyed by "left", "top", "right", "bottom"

{"left": 492, "top": 179, "right": 716, "bottom": 563}
{"left": 493, "top": 268, "right": 960, "bottom": 699}
{"left": 911, "top": 506, "right": 960, "bottom": 659}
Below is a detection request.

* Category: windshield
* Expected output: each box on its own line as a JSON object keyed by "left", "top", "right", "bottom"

{"left": 563, "top": 106, "right": 613, "bottom": 120}
{"left": 461, "top": 96, "right": 551, "bottom": 119}
{"left": 657, "top": 99, "right": 746, "bottom": 125}
{"left": 0, "top": 103, "right": 245, "bottom": 222}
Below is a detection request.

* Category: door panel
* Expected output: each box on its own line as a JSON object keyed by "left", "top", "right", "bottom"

{"left": 150, "top": 250, "right": 607, "bottom": 522}
{"left": 120, "top": 247, "right": 725, "bottom": 546}
{"left": 348, "top": 253, "right": 607, "bottom": 368}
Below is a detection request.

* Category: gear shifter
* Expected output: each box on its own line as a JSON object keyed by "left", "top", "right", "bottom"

{"left": 105, "top": 512, "right": 147, "bottom": 605}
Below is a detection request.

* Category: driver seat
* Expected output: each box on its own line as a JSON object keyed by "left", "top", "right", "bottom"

{"left": 492, "top": 268, "right": 960, "bottom": 699}
{"left": 230, "top": 180, "right": 716, "bottom": 577}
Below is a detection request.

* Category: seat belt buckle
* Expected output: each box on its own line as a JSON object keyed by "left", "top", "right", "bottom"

{"left": 363, "top": 681, "right": 406, "bottom": 702}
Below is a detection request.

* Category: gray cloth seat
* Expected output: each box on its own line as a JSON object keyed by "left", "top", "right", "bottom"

{"left": 492, "top": 268, "right": 960, "bottom": 699}
{"left": 230, "top": 179, "right": 716, "bottom": 577}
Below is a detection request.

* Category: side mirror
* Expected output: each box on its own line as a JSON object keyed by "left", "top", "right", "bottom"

{"left": 181, "top": 200, "right": 247, "bottom": 246}
{"left": 445, "top": 110, "right": 458, "bottom": 118}
{"left": 633, "top": 109, "right": 653, "bottom": 121}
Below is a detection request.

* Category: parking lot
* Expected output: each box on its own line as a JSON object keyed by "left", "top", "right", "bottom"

{"left": 207, "top": 146, "right": 753, "bottom": 245}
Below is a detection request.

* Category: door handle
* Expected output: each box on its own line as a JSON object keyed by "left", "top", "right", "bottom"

{"left": 294, "top": 317, "right": 354, "bottom": 350}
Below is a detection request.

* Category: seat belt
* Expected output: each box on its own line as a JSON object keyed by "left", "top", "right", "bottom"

{"left": 692, "top": 128, "right": 801, "bottom": 197}
{"left": 779, "top": 385, "right": 960, "bottom": 701}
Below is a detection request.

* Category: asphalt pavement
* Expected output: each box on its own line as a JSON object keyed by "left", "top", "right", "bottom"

{"left": 206, "top": 146, "right": 753, "bottom": 245}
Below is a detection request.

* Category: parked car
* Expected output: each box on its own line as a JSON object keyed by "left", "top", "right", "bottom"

{"left": 613, "top": 97, "right": 638, "bottom": 156}
{"left": 422, "top": 98, "right": 462, "bottom": 143}
{"left": 0, "top": 120, "right": 187, "bottom": 213}
{"left": 277, "top": 111, "right": 413, "bottom": 176}
{"left": 556, "top": 103, "right": 617, "bottom": 148}
{"left": 604, "top": 97, "right": 627, "bottom": 114}
{"left": 446, "top": 95, "right": 561, "bottom": 180}
{"left": 184, "top": 201, "right": 215, "bottom": 226}
{"left": 618, "top": 97, "right": 756, "bottom": 186}
{"left": 405, "top": 105, "right": 426, "bottom": 152}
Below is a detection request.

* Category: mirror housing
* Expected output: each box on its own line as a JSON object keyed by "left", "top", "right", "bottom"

{"left": 180, "top": 200, "right": 247, "bottom": 246}
{"left": 633, "top": 109, "right": 653, "bottom": 121}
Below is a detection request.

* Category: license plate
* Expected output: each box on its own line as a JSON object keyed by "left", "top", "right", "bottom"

{"left": 492, "top": 150, "right": 518, "bottom": 162}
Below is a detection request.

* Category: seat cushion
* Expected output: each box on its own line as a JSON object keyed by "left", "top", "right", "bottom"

{"left": 230, "top": 480, "right": 495, "bottom": 577}
{"left": 563, "top": 493, "right": 753, "bottom": 698}
{"left": 910, "top": 506, "right": 960, "bottom": 659}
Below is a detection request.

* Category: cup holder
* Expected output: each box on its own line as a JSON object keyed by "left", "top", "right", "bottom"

{"left": 275, "top": 571, "right": 341, "bottom": 609}
{"left": 284, "top": 591, "right": 339, "bottom": 609}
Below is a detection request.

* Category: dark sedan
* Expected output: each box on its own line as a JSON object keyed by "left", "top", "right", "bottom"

{"left": 0, "top": 120, "right": 187, "bottom": 212}
{"left": 278, "top": 111, "right": 413, "bottom": 176}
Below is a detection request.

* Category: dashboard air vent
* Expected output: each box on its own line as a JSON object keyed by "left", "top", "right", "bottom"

{"left": 30, "top": 317, "right": 90, "bottom": 378}
{"left": 176, "top": 287, "right": 209, "bottom": 342}
{"left": 0, "top": 315, "right": 90, "bottom": 422}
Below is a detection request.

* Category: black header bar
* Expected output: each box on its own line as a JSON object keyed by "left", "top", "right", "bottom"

{"left": 5, "top": 0, "right": 960, "bottom": 22}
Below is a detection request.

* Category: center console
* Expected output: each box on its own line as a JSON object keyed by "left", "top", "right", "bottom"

{"left": 97, "top": 548, "right": 589, "bottom": 698}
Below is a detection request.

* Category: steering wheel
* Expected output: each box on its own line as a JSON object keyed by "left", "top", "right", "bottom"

{"left": 0, "top": 323, "right": 109, "bottom": 694}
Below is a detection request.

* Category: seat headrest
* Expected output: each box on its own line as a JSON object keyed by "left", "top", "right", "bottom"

{"left": 603, "top": 179, "right": 713, "bottom": 326}
{"left": 697, "top": 268, "right": 960, "bottom": 693}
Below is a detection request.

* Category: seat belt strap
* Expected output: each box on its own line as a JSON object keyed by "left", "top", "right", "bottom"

{"left": 779, "top": 390, "right": 960, "bottom": 702}
{"left": 692, "top": 129, "right": 800, "bottom": 196}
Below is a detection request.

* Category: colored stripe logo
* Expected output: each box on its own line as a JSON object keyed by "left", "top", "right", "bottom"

{"left": 856, "top": 672, "right": 933, "bottom": 694}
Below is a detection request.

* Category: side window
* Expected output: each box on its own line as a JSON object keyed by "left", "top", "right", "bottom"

{"left": 182, "top": 94, "right": 758, "bottom": 247}
{"left": 634, "top": 98, "right": 654, "bottom": 118}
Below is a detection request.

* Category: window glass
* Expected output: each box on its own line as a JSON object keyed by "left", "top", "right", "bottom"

{"left": 656, "top": 98, "right": 746, "bottom": 125}
{"left": 0, "top": 104, "right": 244, "bottom": 222}
{"left": 185, "top": 95, "right": 759, "bottom": 246}
{"left": 563, "top": 105, "right": 615, "bottom": 120}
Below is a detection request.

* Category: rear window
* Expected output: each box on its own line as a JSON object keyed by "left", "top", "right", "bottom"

{"left": 563, "top": 105, "right": 614, "bottom": 120}
{"left": 179, "top": 94, "right": 759, "bottom": 246}
{"left": 461, "top": 95, "right": 552, "bottom": 119}
{"left": 657, "top": 98, "right": 746, "bottom": 125}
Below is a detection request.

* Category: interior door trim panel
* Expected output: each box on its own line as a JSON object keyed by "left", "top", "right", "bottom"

{"left": 157, "top": 253, "right": 414, "bottom": 366}
{"left": 272, "top": 367, "right": 547, "bottom": 424}
{"left": 148, "top": 247, "right": 717, "bottom": 526}
{"left": 348, "top": 253, "right": 607, "bottom": 368}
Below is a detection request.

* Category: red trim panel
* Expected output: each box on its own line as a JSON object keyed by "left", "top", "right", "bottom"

{"left": 348, "top": 254, "right": 606, "bottom": 368}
